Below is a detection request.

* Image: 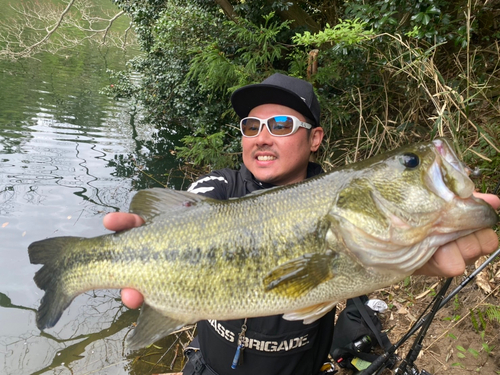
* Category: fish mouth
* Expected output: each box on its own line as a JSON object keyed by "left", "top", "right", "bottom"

{"left": 426, "top": 138, "right": 475, "bottom": 201}
{"left": 424, "top": 138, "right": 498, "bottom": 233}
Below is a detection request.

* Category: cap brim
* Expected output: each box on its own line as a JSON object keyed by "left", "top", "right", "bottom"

{"left": 231, "top": 84, "right": 316, "bottom": 125}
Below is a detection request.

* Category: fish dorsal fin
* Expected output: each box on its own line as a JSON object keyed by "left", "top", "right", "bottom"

{"left": 126, "top": 303, "right": 188, "bottom": 350}
{"left": 282, "top": 301, "right": 338, "bottom": 324}
{"left": 263, "top": 251, "right": 337, "bottom": 298}
{"left": 129, "top": 188, "right": 210, "bottom": 222}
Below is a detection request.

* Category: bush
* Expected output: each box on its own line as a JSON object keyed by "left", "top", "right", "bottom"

{"left": 109, "top": 0, "right": 500, "bottom": 191}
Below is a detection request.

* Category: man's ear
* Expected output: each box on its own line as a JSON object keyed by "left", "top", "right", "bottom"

{"left": 310, "top": 127, "right": 324, "bottom": 152}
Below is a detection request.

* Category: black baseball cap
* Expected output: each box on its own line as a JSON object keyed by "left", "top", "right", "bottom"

{"left": 231, "top": 73, "right": 321, "bottom": 127}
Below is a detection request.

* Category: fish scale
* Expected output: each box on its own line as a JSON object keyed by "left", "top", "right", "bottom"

{"left": 28, "top": 138, "right": 498, "bottom": 349}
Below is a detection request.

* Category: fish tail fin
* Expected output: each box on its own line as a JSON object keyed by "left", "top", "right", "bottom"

{"left": 28, "top": 236, "right": 82, "bottom": 330}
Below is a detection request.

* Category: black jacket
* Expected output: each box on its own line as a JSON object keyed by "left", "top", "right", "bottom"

{"left": 186, "top": 163, "right": 335, "bottom": 375}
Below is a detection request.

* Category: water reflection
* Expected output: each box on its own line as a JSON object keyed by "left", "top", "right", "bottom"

{"left": 1, "top": 291, "right": 132, "bottom": 374}
{"left": 1, "top": 290, "right": 191, "bottom": 374}
{"left": 0, "top": 46, "right": 186, "bottom": 375}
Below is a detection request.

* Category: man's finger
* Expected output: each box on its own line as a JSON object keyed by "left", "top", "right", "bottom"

{"left": 472, "top": 192, "right": 500, "bottom": 209}
{"left": 103, "top": 212, "right": 145, "bottom": 232}
{"left": 121, "top": 288, "right": 144, "bottom": 309}
{"left": 417, "top": 241, "right": 466, "bottom": 277}
{"left": 455, "top": 228, "right": 498, "bottom": 263}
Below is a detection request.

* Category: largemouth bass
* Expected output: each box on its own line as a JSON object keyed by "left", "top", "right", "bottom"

{"left": 28, "top": 138, "right": 498, "bottom": 349}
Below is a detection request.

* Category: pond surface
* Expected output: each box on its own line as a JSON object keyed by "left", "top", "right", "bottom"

{"left": 0, "top": 24, "right": 188, "bottom": 375}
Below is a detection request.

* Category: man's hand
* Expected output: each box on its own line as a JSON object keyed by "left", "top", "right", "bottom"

{"left": 414, "top": 192, "right": 499, "bottom": 276}
{"left": 103, "top": 212, "right": 145, "bottom": 309}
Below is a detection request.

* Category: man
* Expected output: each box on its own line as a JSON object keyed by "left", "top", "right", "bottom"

{"left": 104, "top": 74, "right": 500, "bottom": 374}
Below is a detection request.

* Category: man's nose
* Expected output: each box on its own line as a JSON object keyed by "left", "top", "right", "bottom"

{"left": 255, "top": 123, "right": 274, "bottom": 144}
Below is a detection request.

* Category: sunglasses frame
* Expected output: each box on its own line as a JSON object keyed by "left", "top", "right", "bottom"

{"left": 239, "top": 115, "right": 313, "bottom": 138}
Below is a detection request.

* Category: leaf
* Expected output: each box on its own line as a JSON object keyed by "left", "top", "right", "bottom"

{"left": 468, "top": 348, "right": 479, "bottom": 358}
{"left": 456, "top": 345, "right": 466, "bottom": 352}
{"left": 486, "top": 304, "right": 500, "bottom": 323}
{"left": 482, "top": 342, "right": 495, "bottom": 353}
{"left": 411, "top": 13, "right": 422, "bottom": 22}
{"left": 403, "top": 276, "right": 411, "bottom": 287}
{"left": 427, "top": 6, "right": 441, "bottom": 15}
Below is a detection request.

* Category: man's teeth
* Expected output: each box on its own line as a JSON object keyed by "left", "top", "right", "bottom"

{"left": 257, "top": 155, "right": 276, "bottom": 161}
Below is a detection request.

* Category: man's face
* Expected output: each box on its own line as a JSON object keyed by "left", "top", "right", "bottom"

{"left": 241, "top": 104, "right": 324, "bottom": 186}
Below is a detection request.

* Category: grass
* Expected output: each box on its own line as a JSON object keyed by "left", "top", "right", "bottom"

{"left": 318, "top": 34, "right": 500, "bottom": 194}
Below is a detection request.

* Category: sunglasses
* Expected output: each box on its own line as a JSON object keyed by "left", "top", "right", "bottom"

{"left": 240, "top": 115, "right": 313, "bottom": 137}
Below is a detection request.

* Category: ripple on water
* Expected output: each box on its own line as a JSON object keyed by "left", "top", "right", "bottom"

{"left": 0, "top": 44, "right": 155, "bottom": 375}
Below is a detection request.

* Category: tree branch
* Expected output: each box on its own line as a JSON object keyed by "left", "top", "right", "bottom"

{"left": 0, "top": 0, "right": 133, "bottom": 60}
{"left": 214, "top": 0, "right": 238, "bottom": 22}
{"left": 23, "top": 0, "right": 76, "bottom": 57}
{"left": 266, "top": 0, "right": 320, "bottom": 33}
{"left": 101, "top": 10, "right": 126, "bottom": 42}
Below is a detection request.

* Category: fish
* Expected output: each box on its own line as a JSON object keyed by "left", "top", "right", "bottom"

{"left": 28, "top": 138, "right": 498, "bottom": 350}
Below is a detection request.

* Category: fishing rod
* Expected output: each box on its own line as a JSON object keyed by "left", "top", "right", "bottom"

{"left": 359, "top": 246, "right": 500, "bottom": 375}
{"left": 359, "top": 278, "right": 452, "bottom": 375}
{"left": 394, "top": 277, "right": 452, "bottom": 375}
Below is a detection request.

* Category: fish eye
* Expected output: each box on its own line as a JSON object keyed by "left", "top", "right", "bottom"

{"left": 400, "top": 153, "right": 420, "bottom": 169}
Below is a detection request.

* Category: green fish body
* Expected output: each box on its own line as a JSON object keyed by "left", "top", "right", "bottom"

{"left": 28, "top": 139, "right": 498, "bottom": 349}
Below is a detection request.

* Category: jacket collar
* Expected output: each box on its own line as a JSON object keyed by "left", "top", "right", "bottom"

{"left": 241, "top": 162, "right": 324, "bottom": 193}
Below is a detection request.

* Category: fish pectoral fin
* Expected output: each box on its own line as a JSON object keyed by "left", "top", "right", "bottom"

{"left": 126, "top": 303, "right": 187, "bottom": 350}
{"left": 282, "top": 301, "right": 338, "bottom": 324}
{"left": 129, "top": 188, "right": 212, "bottom": 221}
{"left": 263, "top": 251, "right": 336, "bottom": 298}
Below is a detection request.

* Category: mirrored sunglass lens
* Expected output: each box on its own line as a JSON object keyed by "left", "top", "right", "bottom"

{"left": 241, "top": 118, "right": 261, "bottom": 136}
{"left": 269, "top": 116, "right": 294, "bottom": 135}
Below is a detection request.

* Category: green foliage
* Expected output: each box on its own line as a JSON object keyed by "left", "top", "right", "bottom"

{"left": 443, "top": 315, "right": 461, "bottom": 322}
{"left": 108, "top": 1, "right": 304, "bottom": 170}
{"left": 450, "top": 323, "right": 497, "bottom": 370}
{"left": 108, "top": 0, "right": 229, "bottom": 139}
{"left": 456, "top": 345, "right": 467, "bottom": 358}
{"left": 481, "top": 339, "right": 495, "bottom": 355}
{"left": 469, "top": 304, "right": 500, "bottom": 343}
{"left": 344, "top": 0, "right": 453, "bottom": 43}
{"left": 485, "top": 304, "right": 500, "bottom": 324}
{"left": 464, "top": 306, "right": 500, "bottom": 360}
{"left": 107, "top": 0, "right": 500, "bottom": 183}
{"left": 403, "top": 276, "right": 411, "bottom": 288}
{"left": 453, "top": 295, "right": 460, "bottom": 311}
{"left": 470, "top": 308, "right": 487, "bottom": 333}
{"left": 293, "top": 19, "right": 374, "bottom": 47}
{"left": 232, "top": 12, "right": 292, "bottom": 73}
{"left": 186, "top": 44, "right": 239, "bottom": 95}
{"left": 187, "top": 11, "right": 293, "bottom": 96}
{"left": 100, "top": 69, "right": 138, "bottom": 100}
{"left": 176, "top": 129, "right": 240, "bottom": 170}
{"left": 456, "top": 344, "right": 481, "bottom": 360}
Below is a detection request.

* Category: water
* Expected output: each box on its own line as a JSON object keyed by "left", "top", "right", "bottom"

{"left": 0, "top": 30, "right": 188, "bottom": 375}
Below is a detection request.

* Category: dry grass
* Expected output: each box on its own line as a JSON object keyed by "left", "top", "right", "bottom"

{"left": 319, "top": 35, "right": 500, "bottom": 194}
